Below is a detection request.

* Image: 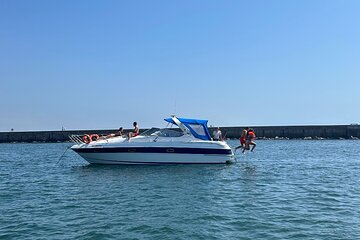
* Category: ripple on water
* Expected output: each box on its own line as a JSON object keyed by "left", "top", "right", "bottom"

{"left": 0, "top": 141, "right": 360, "bottom": 239}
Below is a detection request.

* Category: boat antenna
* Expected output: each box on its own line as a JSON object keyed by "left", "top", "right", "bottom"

{"left": 174, "top": 99, "right": 177, "bottom": 116}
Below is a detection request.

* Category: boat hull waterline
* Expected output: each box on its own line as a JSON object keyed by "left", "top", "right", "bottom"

{"left": 74, "top": 152, "right": 233, "bottom": 165}
{"left": 71, "top": 146, "right": 234, "bottom": 165}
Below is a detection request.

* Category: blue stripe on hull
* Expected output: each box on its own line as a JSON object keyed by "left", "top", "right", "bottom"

{"left": 87, "top": 159, "right": 231, "bottom": 165}
{"left": 73, "top": 147, "right": 232, "bottom": 155}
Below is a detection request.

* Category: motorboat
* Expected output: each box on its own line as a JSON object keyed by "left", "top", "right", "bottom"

{"left": 70, "top": 116, "right": 234, "bottom": 165}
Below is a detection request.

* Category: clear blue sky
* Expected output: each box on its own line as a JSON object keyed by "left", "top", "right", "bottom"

{"left": 1, "top": 0, "right": 359, "bottom": 131}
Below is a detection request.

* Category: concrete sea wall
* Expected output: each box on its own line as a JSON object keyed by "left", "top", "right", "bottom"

{"left": 0, "top": 130, "right": 116, "bottom": 143}
{"left": 215, "top": 125, "right": 360, "bottom": 140}
{"left": 0, "top": 125, "right": 359, "bottom": 143}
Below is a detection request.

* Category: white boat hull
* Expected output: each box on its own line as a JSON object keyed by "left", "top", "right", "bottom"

{"left": 75, "top": 152, "right": 234, "bottom": 165}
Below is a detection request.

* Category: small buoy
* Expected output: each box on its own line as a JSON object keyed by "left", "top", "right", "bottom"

{"left": 83, "top": 134, "right": 91, "bottom": 144}
{"left": 90, "top": 134, "right": 99, "bottom": 142}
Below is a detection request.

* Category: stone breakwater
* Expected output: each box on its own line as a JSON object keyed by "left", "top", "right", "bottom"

{"left": 217, "top": 125, "right": 360, "bottom": 140}
{"left": 0, "top": 125, "right": 359, "bottom": 143}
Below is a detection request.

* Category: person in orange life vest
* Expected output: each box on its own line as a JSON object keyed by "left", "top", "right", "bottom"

{"left": 242, "top": 128, "right": 256, "bottom": 153}
{"left": 235, "top": 127, "right": 250, "bottom": 151}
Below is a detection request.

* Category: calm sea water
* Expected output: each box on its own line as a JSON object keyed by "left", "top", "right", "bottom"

{"left": 0, "top": 140, "right": 359, "bottom": 239}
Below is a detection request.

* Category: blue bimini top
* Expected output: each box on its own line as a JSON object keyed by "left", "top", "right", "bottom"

{"left": 164, "top": 117, "right": 212, "bottom": 141}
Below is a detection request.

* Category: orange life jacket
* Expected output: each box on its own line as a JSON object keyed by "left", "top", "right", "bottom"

{"left": 247, "top": 131, "right": 255, "bottom": 140}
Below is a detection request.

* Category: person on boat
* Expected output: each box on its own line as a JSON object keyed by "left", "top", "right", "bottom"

{"left": 104, "top": 127, "right": 124, "bottom": 139}
{"left": 213, "top": 127, "right": 222, "bottom": 141}
{"left": 243, "top": 128, "right": 256, "bottom": 153}
{"left": 235, "top": 127, "right": 249, "bottom": 151}
{"left": 128, "top": 122, "right": 139, "bottom": 139}
{"left": 115, "top": 127, "right": 124, "bottom": 137}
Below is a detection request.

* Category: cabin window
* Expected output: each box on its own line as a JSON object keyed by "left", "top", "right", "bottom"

{"left": 186, "top": 124, "right": 206, "bottom": 136}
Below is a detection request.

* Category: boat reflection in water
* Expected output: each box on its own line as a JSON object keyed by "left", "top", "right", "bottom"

{"left": 71, "top": 116, "right": 234, "bottom": 165}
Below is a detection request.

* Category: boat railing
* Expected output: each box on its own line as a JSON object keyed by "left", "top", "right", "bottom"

{"left": 69, "top": 135, "right": 85, "bottom": 145}
{"left": 69, "top": 134, "right": 109, "bottom": 145}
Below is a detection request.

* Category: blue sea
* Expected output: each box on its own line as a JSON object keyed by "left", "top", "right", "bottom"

{"left": 0, "top": 140, "right": 359, "bottom": 239}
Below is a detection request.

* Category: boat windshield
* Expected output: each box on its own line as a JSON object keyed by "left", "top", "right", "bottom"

{"left": 140, "top": 128, "right": 184, "bottom": 137}
{"left": 140, "top": 128, "right": 161, "bottom": 136}
{"left": 155, "top": 129, "right": 184, "bottom": 137}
